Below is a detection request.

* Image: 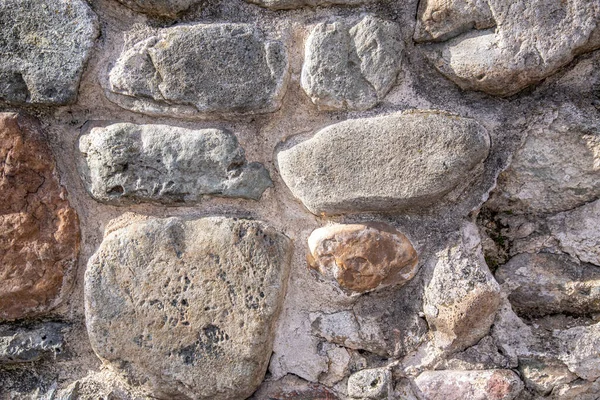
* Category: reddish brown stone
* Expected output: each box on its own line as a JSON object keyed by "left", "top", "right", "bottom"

{"left": 0, "top": 113, "right": 80, "bottom": 321}
{"left": 307, "top": 223, "right": 418, "bottom": 294}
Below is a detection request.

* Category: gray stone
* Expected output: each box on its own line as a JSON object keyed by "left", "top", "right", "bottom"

{"left": 106, "top": 23, "right": 288, "bottom": 119}
{"left": 79, "top": 123, "right": 272, "bottom": 205}
{"left": 85, "top": 215, "right": 293, "bottom": 400}
{"left": 0, "top": 0, "right": 98, "bottom": 105}
{"left": 0, "top": 323, "right": 64, "bottom": 364}
{"left": 416, "top": 0, "right": 600, "bottom": 96}
{"left": 301, "top": 16, "right": 403, "bottom": 111}
{"left": 496, "top": 253, "right": 600, "bottom": 317}
{"left": 519, "top": 357, "right": 577, "bottom": 395}
{"left": 277, "top": 110, "right": 490, "bottom": 215}
{"left": 245, "top": 0, "right": 368, "bottom": 9}
{"left": 114, "top": 0, "right": 201, "bottom": 17}
{"left": 347, "top": 367, "right": 392, "bottom": 399}
{"left": 414, "top": 370, "right": 524, "bottom": 400}
{"left": 556, "top": 322, "right": 600, "bottom": 380}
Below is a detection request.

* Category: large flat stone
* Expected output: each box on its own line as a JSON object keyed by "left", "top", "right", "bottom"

{"left": 277, "top": 110, "right": 490, "bottom": 215}
{"left": 0, "top": 0, "right": 98, "bottom": 105}
{"left": 0, "top": 113, "right": 80, "bottom": 321}
{"left": 106, "top": 24, "right": 288, "bottom": 119}
{"left": 114, "top": 0, "right": 201, "bottom": 16}
{"left": 245, "top": 0, "right": 369, "bottom": 9}
{"left": 415, "top": 370, "right": 524, "bottom": 400}
{"left": 79, "top": 123, "right": 272, "bottom": 205}
{"left": 85, "top": 215, "right": 292, "bottom": 400}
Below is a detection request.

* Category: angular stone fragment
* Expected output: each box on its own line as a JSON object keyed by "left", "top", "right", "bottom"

{"left": 556, "top": 323, "right": 600, "bottom": 380}
{"left": 307, "top": 223, "right": 418, "bottom": 294}
{"left": 250, "top": 375, "right": 339, "bottom": 400}
{"left": 0, "top": 113, "right": 80, "bottom": 321}
{"left": 301, "top": 16, "right": 403, "bottom": 111}
{"left": 85, "top": 215, "right": 292, "bottom": 400}
{"left": 277, "top": 110, "right": 490, "bottom": 215}
{"left": 0, "top": 323, "right": 64, "bottom": 364}
{"left": 416, "top": 0, "right": 600, "bottom": 96}
{"left": 114, "top": 0, "right": 201, "bottom": 16}
{"left": 106, "top": 24, "right": 288, "bottom": 119}
{"left": 519, "top": 357, "right": 577, "bottom": 395}
{"left": 79, "top": 123, "right": 272, "bottom": 205}
{"left": 347, "top": 367, "right": 392, "bottom": 399}
{"left": 496, "top": 253, "right": 600, "bottom": 317}
{"left": 246, "top": 0, "right": 368, "bottom": 9}
{"left": 0, "top": 0, "right": 98, "bottom": 105}
{"left": 414, "top": 370, "right": 524, "bottom": 400}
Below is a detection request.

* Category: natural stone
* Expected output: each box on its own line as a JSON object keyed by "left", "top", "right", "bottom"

{"left": 416, "top": 0, "right": 600, "bottom": 96}
{"left": 106, "top": 23, "right": 288, "bottom": 119}
{"left": 495, "top": 253, "right": 600, "bottom": 317}
{"left": 245, "top": 0, "right": 368, "bottom": 9}
{"left": 85, "top": 215, "right": 292, "bottom": 400}
{"left": 0, "top": 323, "right": 64, "bottom": 364}
{"left": 79, "top": 123, "right": 272, "bottom": 205}
{"left": 414, "top": 370, "right": 524, "bottom": 400}
{"left": 0, "top": 113, "right": 81, "bottom": 321}
{"left": 249, "top": 375, "right": 339, "bottom": 400}
{"left": 347, "top": 367, "right": 392, "bottom": 399}
{"left": 307, "top": 223, "right": 418, "bottom": 294}
{"left": 114, "top": 0, "right": 201, "bottom": 17}
{"left": 277, "top": 110, "right": 490, "bottom": 215}
{"left": 519, "top": 357, "right": 577, "bottom": 395}
{"left": 548, "top": 199, "right": 600, "bottom": 266}
{"left": 301, "top": 16, "right": 403, "bottom": 111}
{"left": 556, "top": 322, "right": 600, "bottom": 380}
{"left": 0, "top": 0, "right": 98, "bottom": 105}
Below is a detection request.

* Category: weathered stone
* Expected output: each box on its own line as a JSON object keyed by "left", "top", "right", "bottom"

{"left": 106, "top": 24, "right": 288, "bottom": 119}
{"left": 0, "top": 0, "right": 98, "bottom": 105}
{"left": 245, "top": 0, "right": 368, "bottom": 9}
{"left": 416, "top": 0, "right": 600, "bottom": 96}
{"left": 0, "top": 323, "right": 64, "bottom": 364}
{"left": 301, "top": 16, "right": 403, "bottom": 111}
{"left": 277, "top": 110, "right": 490, "bottom": 215}
{"left": 249, "top": 375, "right": 339, "bottom": 400}
{"left": 347, "top": 367, "right": 392, "bottom": 399}
{"left": 556, "top": 322, "right": 600, "bottom": 380}
{"left": 320, "top": 344, "right": 351, "bottom": 386}
{"left": 307, "top": 223, "right": 418, "bottom": 294}
{"left": 548, "top": 199, "right": 600, "bottom": 266}
{"left": 496, "top": 253, "right": 600, "bottom": 317}
{"left": 0, "top": 113, "right": 81, "bottom": 321}
{"left": 85, "top": 215, "right": 292, "bottom": 400}
{"left": 414, "top": 370, "right": 524, "bottom": 400}
{"left": 79, "top": 123, "right": 272, "bottom": 205}
{"left": 114, "top": 0, "right": 201, "bottom": 16}
{"left": 424, "top": 224, "right": 501, "bottom": 352}
{"left": 519, "top": 357, "right": 577, "bottom": 395}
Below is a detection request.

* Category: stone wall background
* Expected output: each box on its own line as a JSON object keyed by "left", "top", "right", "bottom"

{"left": 0, "top": 0, "right": 599, "bottom": 399}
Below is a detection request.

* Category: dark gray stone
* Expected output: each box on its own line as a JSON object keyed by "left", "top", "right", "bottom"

{"left": 0, "top": 323, "right": 64, "bottom": 364}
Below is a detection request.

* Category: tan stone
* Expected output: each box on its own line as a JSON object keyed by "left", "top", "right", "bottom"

{"left": 307, "top": 223, "right": 418, "bottom": 294}
{"left": 0, "top": 113, "right": 80, "bottom": 321}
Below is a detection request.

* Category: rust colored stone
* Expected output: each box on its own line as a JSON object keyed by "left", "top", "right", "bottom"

{"left": 307, "top": 223, "right": 418, "bottom": 294}
{"left": 0, "top": 113, "right": 80, "bottom": 321}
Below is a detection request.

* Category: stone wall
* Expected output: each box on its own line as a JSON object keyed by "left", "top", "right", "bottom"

{"left": 1, "top": 0, "right": 599, "bottom": 399}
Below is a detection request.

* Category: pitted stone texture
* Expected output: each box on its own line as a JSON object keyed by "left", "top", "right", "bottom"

{"left": 415, "top": 370, "right": 524, "bottom": 400}
{"left": 0, "top": 0, "right": 98, "bottom": 105}
{"left": 85, "top": 215, "right": 292, "bottom": 400}
{"left": 301, "top": 16, "right": 403, "bottom": 111}
{"left": 424, "top": 224, "right": 501, "bottom": 352}
{"left": 307, "top": 223, "right": 418, "bottom": 294}
{"left": 556, "top": 323, "right": 600, "bottom": 380}
{"left": 0, "top": 323, "right": 64, "bottom": 364}
{"left": 548, "top": 199, "right": 600, "bottom": 266}
{"left": 114, "top": 0, "right": 201, "bottom": 16}
{"left": 496, "top": 253, "right": 600, "bottom": 317}
{"left": 417, "top": 0, "right": 600, "bottom": 96}
{"left": 246, "top": 0, "right": 368, "bottom": 9}
{"left": 277, "top": 110, "right": 490, "bottom": 215}
{"left": 79, "top": 123, "right": 272, "bottom": 205}
{"left": 106, "top": 24, "right": 288, "bottom": 119}
{"left": 0, "top": 113, "right": 80, "bottom": 321}
{"left": 347, "top": 367, "right": 392, "bottom": 399}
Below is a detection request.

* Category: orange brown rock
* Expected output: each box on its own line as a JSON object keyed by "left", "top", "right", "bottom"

{"left": 0, "top": 113, "right": 80, "bottom": 321}
{"left": 307, "top": 223, "right": 418, "bottom": 293}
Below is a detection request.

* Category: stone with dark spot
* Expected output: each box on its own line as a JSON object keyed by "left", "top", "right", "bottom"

{"left": 0, "top": 323, "right": 65, "bottom": 364}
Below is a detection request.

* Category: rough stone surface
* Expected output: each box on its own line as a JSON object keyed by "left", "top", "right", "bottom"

{"left": 417, "top": 0, "right": 600, "bottom": 96}
{"left": 114, "top": 0, "right": 201, "bottom": 16}
{"left": 307, "top": 223, "right": 418, "bottom": 294}
{"left": 0, "top": 323, "right": 65, "bottom": 364}
{"left": 347, "top": 367, "right": 392, "bottom": 399}
{"left": 301, "top": 16, "right": 403, "bottom": 111}
{"left": 249, "top": 374, "right": 340, "bottom": 399}
{"left": 278, "top": 110, "right": 490, "bottom": 215}
{"left": 414, "top": 370, "right": 524, "bottom": 400}
{"left": 79, "top": 123, "right": 272, "bottom": 205}
{"left": 495, "top": 253, "right": 600, "bottom": 317}
{"left": 246, "top": 0, "right": 368, "bottom": 9}
{"left": 519, "top": 357, "right": 578, "bottom": 395}
{"left": 556, "top": 323, "right": 600, "bottom": 381}
{"left": 106, "top": 23, "right": 288, "bottom": 119}
{"left": 0, "top": 0, "right": 98, "bottom": 105}
{"left": 0, "top": 113, "right": 81, "bottom": 321}
{"left": 85, "top": 215, "right": 292, "bottom": 400}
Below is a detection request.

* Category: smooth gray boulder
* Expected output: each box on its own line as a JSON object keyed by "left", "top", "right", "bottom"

{"left": 301, "top": 16, "right": 403, "bottom": 111}
{"left": 85, "top": 215, "right": 293, "bottom": 400}
{"left": 0, "top": 323, "right": 64, "bottom": 364}
{"left": 277, "top": 110, "right": 490, "bottom": 215}
{"left": 105, "top": 24, "right": 288, "bottom": 119}
{"left": 246, "top": 0, "right": 369, "bottom": 9}
{"left": 0, "top": 0, "right": 98, "bottom": 105}
{"left": 114, "top": 0, "right": 201, "bottom": 16}
{"left": 416, "top": 0, "right": 600, "bottom": 96}
{"left": 79, "top": 123, "right": 272, "bottom": 205}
